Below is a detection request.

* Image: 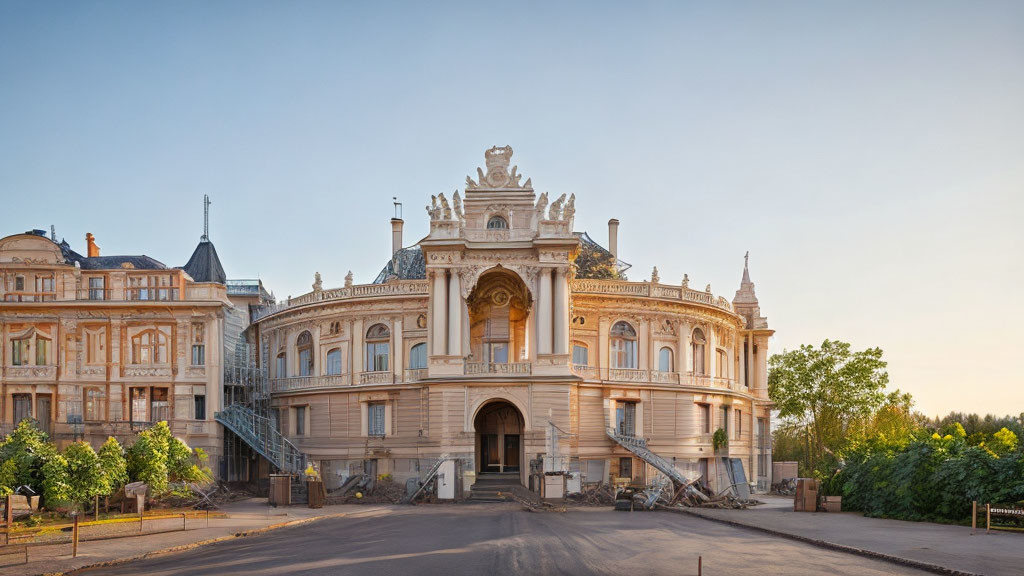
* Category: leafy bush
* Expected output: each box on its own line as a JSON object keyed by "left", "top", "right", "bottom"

{"left": 127, "top": 422, "right": 171, "bottom": 493}
{"left": 98, "top": 436, "right": 128, "bottom": 494}
{"left": 0, "top": 419, "right": 56, "bottom": 491}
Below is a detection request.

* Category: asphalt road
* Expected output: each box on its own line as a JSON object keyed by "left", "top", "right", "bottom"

{"left": 74, "top": 505, "right": 930, "bottom": 576}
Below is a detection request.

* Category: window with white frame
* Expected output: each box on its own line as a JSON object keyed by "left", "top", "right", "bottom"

{"left": 367, "top": 402, "right": 386, "bottom": 436}
{"left": 610, "top": 321, "right": 637, "bottom": 369}
{"left": 615, "top": 401, "right": 637, "bottom": 436}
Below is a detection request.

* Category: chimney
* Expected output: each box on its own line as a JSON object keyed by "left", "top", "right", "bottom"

{"left": 86, "top": 233, "right": 100, "bottom": 257}
{"left": 608, "top": 219, "right": 619, "bottom": 259}
{"left": 391, "top": 217, "right": 404, "bottom": 276}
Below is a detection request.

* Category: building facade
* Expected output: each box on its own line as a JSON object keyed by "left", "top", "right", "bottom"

{"left": 0, "top": 226, "right": 254, "bottom": 472}
{"left": 252, "top": 147, "right": 774, "bottom": 497}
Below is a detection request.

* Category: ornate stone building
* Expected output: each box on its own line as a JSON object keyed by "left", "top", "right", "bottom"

{"left": 0, "top": 220, "right": 263, "bottom": 473}
{"left": 251, "top": 147, "right": 774, "bottom": 497}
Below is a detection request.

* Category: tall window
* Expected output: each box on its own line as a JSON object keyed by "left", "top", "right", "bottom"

{"left": 276, "top": 352, "right": 287, "bottom": 378}
{"left": 610, "top": 321, "right": 637, "bottom": 369}
{"left": 615, "top": 401, "right": 636, "bottom": 436}
{"left": 297, "top": 331, "right": 313, "bottom": 377}
{"left": 408, "top": 343, "right": 427, "bottom": 370}
{"left": 721, "top": 405, "right": 730, "bottom": 436}
{"left": 191, "top": 322, "right": 205, "bottom": 366}
{"left": 88, "top": 276, "right": 106, "bottom": 300}
{"left": 295, "top": 406, "right": 306, "bottom": 436}
{"left": 130, "top": 387, "right": 148, "bottom": 422}
{"left": 35, "top": 275, "right": 55, "bottom": 293}
{"left": 84, "top": 387, "right": 106, "bottom": 421}
{"left": 35, "top": 336, "right": 50, "bottom": 365}
{"left": 14, "top": 276, "right": 24, "bottom": 292}
{"left": 86, "top": 330, "right": 105, "bottom": 365}
{"left": 132, "top": 329, "right": 168, "bottom": 365}
{"left": 735, "top": 409, "right": 743, "bottom": 438}
{"left": 692, "top": 328, "right": 706, "bottom": 375}
{"left": 658, "top": 347, "right": 673, "bottom": 372}
{"left": 757, "top": 417, "right": 768, "bottom": 473}
{"left": 572, "top": 343, "right": 589, "bottom": 365}
{"left": 486, "top": 216, "right": 508, "bottom": 229}
{"left": 367, "top": 402, "right": 386, "bottom": 436}
{"left": 698, "top": 404, "right": 711, "bottom": 434}
{"left": 13, "top": 394, "right": 31, "bottom": 424}
{"left": 11, "top": 338, "right": 30, "bottom": 366}
{"left": 326, "top": 348, "right": 342, "bottom": 375}
{"left": 128, "top": 274, "right": 177, "bottom": 301}
{"left": 151, "top": 388, "right": 169, "bottom": 422}
{"left": 365, "top": 324, "right": 390, "bottom": 372}
{"left": 193, "top": 395, "right": 207, "bottom": 420}
{"left": 716, "top": 349, "right": 727, "bottom": 378}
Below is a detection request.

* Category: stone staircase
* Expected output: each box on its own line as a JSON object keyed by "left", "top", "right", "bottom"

{"left": 469, "top": 473, "right": 522, "bottom": 502}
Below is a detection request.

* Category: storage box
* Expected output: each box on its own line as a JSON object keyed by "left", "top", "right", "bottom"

{"left": 823, "top": 496, "right": 842, "bottom": 513}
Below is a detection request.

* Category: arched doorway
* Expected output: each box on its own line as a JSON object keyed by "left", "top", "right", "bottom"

{"left": 473, "top": 400, "right": 524, "bottom": 479}
{"left": 467, "top": 268, "right": 531, "bottom": 365}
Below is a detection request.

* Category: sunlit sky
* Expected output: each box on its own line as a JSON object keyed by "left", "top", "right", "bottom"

{"left": 2, "top": 1, "right": 1022, "bottom": 417}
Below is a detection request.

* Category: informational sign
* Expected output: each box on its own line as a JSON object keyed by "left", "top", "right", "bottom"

{"left": 989, "top": 503, "right": 1024, "bottom": 531}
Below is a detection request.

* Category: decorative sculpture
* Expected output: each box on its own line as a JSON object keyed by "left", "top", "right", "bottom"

{"left": 344, "top": 270, "right": 353, "bottom": 288}
{"left": 682, "top": 274, "right": 689, "bottom": 288}
{"left": 453, "top": 190, "right": 464, "bottom": 221}
{"left": 548, "top": 193, "right": 566, "bottom": 221}
{"left": 563, "top": 193, "right": 576, "bottom": 223}
{"left": 705, "top": 283, "right": 712, "bottom": 293}
{"left": 312, "top": 272, "right": 322, "bottom": 292}
{"left": 535, "top": 192, "right": 548, "bottom": 216}
{"left": 651, "top": 266, "right": 659, "bottom": 284}
{"left": 465, "top": 145, "right": 529, "bottom": 190}
{"left": 437, "top": 193, "right": 452, "bottom": 220}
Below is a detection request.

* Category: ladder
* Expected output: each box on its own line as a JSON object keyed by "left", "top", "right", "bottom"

{"left": 607, "top": 428, "right": 707, "bottom": 502}
{"left": 402, "top": 454, "right": 449, "bottom": 504}
{"left": 215, "top": 404, "right": 307, "bottom": 475}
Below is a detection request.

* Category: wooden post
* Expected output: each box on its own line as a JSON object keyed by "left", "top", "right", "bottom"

{"left": 698, "top": 555, "right": 702, "bottom": 576}
{"left": 4, "top": 494, "right": 11, "bottom": 545}
{"left": 95, "top": 495, "right": 100, "bottom": 519}
{"left": 972, "top": 501, "right": 977, "bottom": 535}
{"left": 206, "top": 508, "right": 210, "bottom": 528}
{"left": 72, "top": 515, "right": 79, "bottom": 558}
{"left": 139, "top": 506, "right": 144, "bottom": 533}
{"left": 182, "top": 512, "right": 186, "bottom": 531}
{"left": 986, "top": 503, "right": 991, "bottom": 534}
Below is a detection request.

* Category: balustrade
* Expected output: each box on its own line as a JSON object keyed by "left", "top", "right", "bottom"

{"left": 464, "top": 362, "right": 532, "bottom": 375}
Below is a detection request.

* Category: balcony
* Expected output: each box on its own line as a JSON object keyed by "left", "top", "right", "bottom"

{"left": 464, "top": 362, "right": 532, "bottom": 375}
{"left": 2, "top": 291, "right": 57, "bottom": 302}
{"left": 125, "top": 288, "right": 179, "bottom": 302}
{"left": 404, "top": 368, "right": 428, "bottom": 382}
{"left": 123, "top": 365, "right": 173, "bottom": 378}
{"left": 570, "top": 279, "right": 734, "bottom": 312}
{"left": 650, "top": 370, "right": 680, "bottom": 384}
{"left": 76, "top": 288, "right": 113, "bottom": 301}
{"left": 607, "top": 368, "right": 648, "bottom": 382}
{"left": 271, "top": 374, "right": 351, "bottom": 392}
{"left": 571, "top": 364, "right": 599, "bottom": 379}
{"left": 359, "top": 371, "right": 395, "bottom": 385}
{"left": 4, "top": 365, "right": 57, "bottom": 380}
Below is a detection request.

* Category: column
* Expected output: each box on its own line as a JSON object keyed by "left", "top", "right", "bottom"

{"left": 678, "top": 321, "right": 690, "bottom": 376}
{"left": 431, "top": 271, "right": 447, "bottom": 356}
{"left": 552, "top": 268, "right": 568, "bottom": 355}
{"left": 447, "top": 271, "right": 461, "bottom": 356}
{"left": 538, "top": 269, "right": 552, "bottom": 355}
{"left": 708, "top": 325, "right": 717, "bottom": 379}
{"left": 739, "top": 335, "right": 747, "bottom": 388}
{"left": 393, "top": 317, "right": 403, "bottom": 381}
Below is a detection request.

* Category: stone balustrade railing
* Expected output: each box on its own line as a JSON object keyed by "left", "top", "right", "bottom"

{"left": 253, "top": 280, "right": 430, "bottom": 321}
{"left": 572, "top": 364, "right": 745, "bottom": 391}
{"left": 464, "top": 362, "right": 532, "bottom": 375}
{"left": 570, "top": 279, "right": 733, "bottom": 312}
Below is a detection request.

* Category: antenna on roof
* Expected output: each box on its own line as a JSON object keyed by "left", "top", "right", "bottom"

{"left": 202, "top": 194, "right": 211, "bottom": 241}
{"left": 393, "top": 197, "right": 402, "bottom": 219}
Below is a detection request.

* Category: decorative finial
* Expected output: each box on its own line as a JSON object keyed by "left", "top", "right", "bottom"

{"left": 312, "top": 272, "right": 322, "bottom": 293}
{"left": 682, "top": 274, "right": 689, "bottom": 288}
{"left": 744, "top": 250, "right": 749, "bottom": 269}
{"left": 651, "top": 266, "right": 659, "bottom": 284}
{"left": 344, "top": 270, "right": 353, "bottom": 288}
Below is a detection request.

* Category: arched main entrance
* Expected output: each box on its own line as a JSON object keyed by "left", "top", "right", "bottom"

{"left": 473, "top": 400, "right": 524, "bottom": 478}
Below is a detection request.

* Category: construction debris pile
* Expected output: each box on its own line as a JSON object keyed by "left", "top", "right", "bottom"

{"left": 603, "top": 476, "right": 763, "bottom": 512}
{"left": 328, "top": 476, "right": 408, "bottom": 505}
{"left": 567, "top": 484, "right": 616, "bottom": 506}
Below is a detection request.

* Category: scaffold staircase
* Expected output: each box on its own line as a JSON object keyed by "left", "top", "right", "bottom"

{"left": 216, "top": 404, "right": 307, "bottom": 475}
{"left": 402, "top": 454, "right": 449, "bottom": 504}
{"left": 607, "top": 427, "right": 706, "bottom": 502}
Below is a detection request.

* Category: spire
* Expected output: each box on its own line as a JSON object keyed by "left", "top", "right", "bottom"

{"left": 201, "top": 194, "right": 211, "bottom": 242}
{"left": 733, "top": 251, "right": 767, "bottom": 329}
{"left": 742, "top": 250, "right": 751, "bottom": 284}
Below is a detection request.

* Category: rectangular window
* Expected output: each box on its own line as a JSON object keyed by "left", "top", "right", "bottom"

{"left": 757, "top": 417, "right": 768, "bottom": 473}
{"left": 484, "top": 342, "right": 508, "bottom": 364}
{"left": 276, "top": 354, "right": 287, "bottom": 378}
{"left": 151, "top": 388, "right": 169, "bottom": 423}
{"left": 365, "top": 343, "right": 389, "bottom": 372}
{"left": 11, "top": 339, "right": 29, "bottom": 366}
{"left": 619, "top": 457, "right": 633, "bottom": 480}
{"left": 84, "top": 387, "right": 106, "bottom": 421}
{"left": 35, "top": 337, "right": 50, "bottom": 365}
{"left": 130, "top": 387, "right": 148, "bottom": 422}
{"left": 295, "top": 406, "right": 306, "bottom": 436}
{"left": 88, "top": 276, "right": 106, "bottom": 300}
{"left": 14, "top": 276, "right": 24, "bottom": 291}
{"left": 572, "top": 344, "right": 588, "bottom": 365}
{"left": 35, "top": 276, "right": 54, "bottom": 293}
{"left": 299, "top": 349, "right": 313, "bottom": 376}
{"left": 615, "top": 401, "right": 636, "bottom": 436}
{"left": 86, "top": 330, "right": 105, "bottom": 365}
{"left": 735, "top": 410, "right": 743, "bottom": 438}
{"left": 368, "top": 402, "right": 386, "bottom": 436}
{"left": 13, "top": 394, "right": 32, "bottom": 423}
{"left": 699, "top": 404, "right": 711, "bottom": 434}
{"left": 721, "top": 406, "right": 730, "bottom": 436}
{"left": 191, "top": 344, "right": 205, "bottom": 366}
{"left": 194, "top": 395, "right": 206, "bottom": 420}
{"left": 326, "top": 349, "right": 342, "bottom": 375}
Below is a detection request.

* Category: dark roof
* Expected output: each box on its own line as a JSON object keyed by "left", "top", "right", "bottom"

{"left": 182, "top": 240, "right": 227, "bottom": 284}
{"left": 78, "top": 255, "right": 168, "bottom": 270}
{"left": 373, "top": 245, "right": 426, "bottom": 284}
{"left": 573, "top": 232, "right": 630, "bottom": 279}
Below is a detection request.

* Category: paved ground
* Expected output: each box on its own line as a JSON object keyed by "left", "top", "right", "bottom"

{"left": 70, "top": 504, "right": 933, "bottom": 576}
{"left": 685, "top": 495, "right": 1021, "bottom": 576}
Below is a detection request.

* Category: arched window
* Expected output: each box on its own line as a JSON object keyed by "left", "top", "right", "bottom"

{"left": 658, "top": 347, "right": 673, "bottom": 372}
{"left": 692, "top": 328, "right": 706, "bottom": 375}
{"left": 486, "top": 216, "right": 508, "bottom": 229}
{"left": 326, "top": 348, "right": 342, "bottom": 375}
{"left": 408, "top": 342, "right": 427, "bottom": 370}
{"left": 365, "top": 324, "right": 390, "bottom": 372}
{"left": 572, "top": 342, "right": 589, "bottom": 366}
{"left": 297, "top": 331, "right": 313, "bottom": 377}
{"left": 276, "top": 352, "right": 287, "bottom": 378}
{"left": 132, "top": 329, "right": 168, "bottom": 365}
{"left": 610, "top": 321, "right": 637, "bottom": 369}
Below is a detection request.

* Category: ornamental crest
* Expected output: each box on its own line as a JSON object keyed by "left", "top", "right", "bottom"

{"left": 466, "top": 145, "right": 533, "bottom": 190}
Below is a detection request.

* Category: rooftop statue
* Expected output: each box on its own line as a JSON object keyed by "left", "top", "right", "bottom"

{"left": 466, "top": 145, "right": 531, "bottom": 190}
{"left": 548, "top": 193, "right": 566, "bottom": 220}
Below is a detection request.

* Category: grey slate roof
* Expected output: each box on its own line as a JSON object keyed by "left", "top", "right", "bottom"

{"left": 373, "top": 245, "right": 426, "bottom": 284}
{"left": 78, "top": 255, "right": 169, "bottom": 270}
{"left": 182, "top": 240, "right": 227, "bottom": 284}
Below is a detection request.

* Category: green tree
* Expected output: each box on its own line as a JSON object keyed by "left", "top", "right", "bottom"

{"left": 63, "top": 441, "right": 105, "bottom": 509}
{"left": 0, "top": 419, "right": 58, "bottom": 493}
{"left": 41, "top": 452, "right": 72, "bottom": 507}
{"left": 97, "top": 436, "right": 128, "bottom": 494}
{"left": 0, "top": 459, "right": 17, "bottom": 498}
{"left": 127, "top": 422, "right": 171, "bottom": 493}
{"left": 769, "top": 340, "right": 893, "bottom": 475}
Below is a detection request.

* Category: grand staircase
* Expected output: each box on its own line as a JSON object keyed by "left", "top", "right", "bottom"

{"left": 215, "top": 404, "right": 307, "bottom": 475}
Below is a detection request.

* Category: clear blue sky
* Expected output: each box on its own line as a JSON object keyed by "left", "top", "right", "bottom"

{"left": 2, "top": 1, "right": 1022, "bottom": 417}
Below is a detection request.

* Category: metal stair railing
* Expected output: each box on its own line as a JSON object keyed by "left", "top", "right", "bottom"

{"left": 215, "top": 404, "right": 307, "bottom": 475}
{"left": 606, "top": 427, "right": 700, "bottom": 492}
{"left": 402, "top": 454, "right": 449, "bottom": 504}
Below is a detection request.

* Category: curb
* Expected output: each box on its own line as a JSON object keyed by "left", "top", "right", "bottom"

{"left": 52, "top": 511, "right": 350, "bottom": 576}
{"left": 664, "top": 507, "right": 982, "bottom": 576}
